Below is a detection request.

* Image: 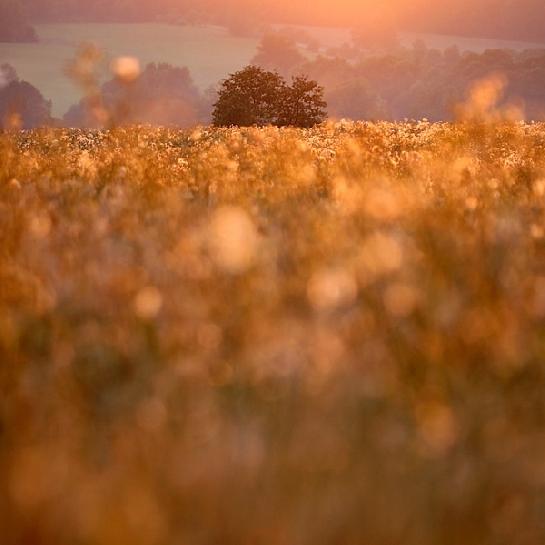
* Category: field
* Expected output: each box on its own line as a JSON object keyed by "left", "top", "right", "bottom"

{"left": 282, "top": 24, "right": 545, "bottom": 52}
{"left": 2, "top": 120, "right": 545, "bottom": 544}
{"left": 2, "top": 23, "right": 545, "bottom": 119}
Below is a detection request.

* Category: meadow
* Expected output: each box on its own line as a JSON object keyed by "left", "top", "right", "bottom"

{"left": 2, "top": 119, "right": 545, "bottom": 544}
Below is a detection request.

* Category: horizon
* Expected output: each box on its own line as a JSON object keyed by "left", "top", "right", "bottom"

{"left": 2, "top": 0, "right": 545, "bottom": 126}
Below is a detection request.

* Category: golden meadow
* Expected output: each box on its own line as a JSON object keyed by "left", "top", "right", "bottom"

{"left": 2, "top": 118, "right": 545, "bottom": 544}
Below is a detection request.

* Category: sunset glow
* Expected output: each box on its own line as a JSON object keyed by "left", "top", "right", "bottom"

{"left": 2, "top": 1, "right": 545, "bottom": 544}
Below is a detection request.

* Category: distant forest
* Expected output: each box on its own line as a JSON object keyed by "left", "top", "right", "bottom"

{"left": 18, "top": 0, "right": 545, "bottom": 43}
{"left": 3, "top": 42, "right": 545, "bottom": 129}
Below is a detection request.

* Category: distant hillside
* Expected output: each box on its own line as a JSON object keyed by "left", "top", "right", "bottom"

{"left": 18, "top": 0, "right": 545, "bottom": 43}
{"left": 0, "top": 1, "right": 38, "bottom": 43}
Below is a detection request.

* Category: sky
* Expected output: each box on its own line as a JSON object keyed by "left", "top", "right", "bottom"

{"left": 252, "top": 0, "right": 541, "bottom": 38}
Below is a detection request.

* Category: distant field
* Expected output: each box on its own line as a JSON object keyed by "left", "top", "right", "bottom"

{"left": 0, "top": 23, "right": 260, "bottom": 117}
{"left": 278, "top": 24, "right": 545, "bottom": 52}
{"left": 1, "top": 23, "right": 544, "bottom": 118}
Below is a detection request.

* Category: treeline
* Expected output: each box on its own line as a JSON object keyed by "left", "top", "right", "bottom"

{"left": 300, "top": 45, "right": 545, "bottom": 121}
{"left": 17, "top": 0, "right": 545, "bottom": 43}
{"left": 64, "top": 62, "right": 208, "bottom": 127}
{"left": 56, "top": 43, "right": 545, "bottom": 123}
{"left": 3, "top": 45, "right": 545, "bottom": 129}
{"left": 248, "top": 33, "right": 545, "bottom": 121}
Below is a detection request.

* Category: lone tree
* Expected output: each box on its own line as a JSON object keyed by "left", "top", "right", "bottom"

{"left": 212, "top": 66, "right": 327, "bottom": 128}
{"left": 212, "top": 66, "right": 285, "bottom": 127}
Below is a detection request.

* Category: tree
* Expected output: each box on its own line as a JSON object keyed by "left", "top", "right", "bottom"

{"left": 0, "top": 69, "right": 52, "bottom": 129}
{"left": 212, "top": 66, "right": 327, "bottom": 128}
{"left": 0, "top": 64, "right": 18, "bottom": 87}
{"left": 251, "top": 33, "right": 305, "bottom": 78}
{"left": 279, "top": 75, "right": 327, "bottom": 128}
{"left": 0, "top": 1, "right": 38, "bottom": 43}
{"left": 327, "top": 79, "right": 388, "bottom": 121}
{"left": 212, "top": 66, "right": 286, "bottom": 127}
{"left": 444, "top": 45, "right": 461, "bottom": 65}
{"left": 275, "top": 26, "right": 321, "bottom": 54}
{"left": 64, "top": 62, "right": 206, "bottom": 128}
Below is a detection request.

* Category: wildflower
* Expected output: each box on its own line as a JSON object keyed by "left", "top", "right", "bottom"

{"left": 208, "top": 206, "right": 258, "bottom": 274}
{"left": 307, "top": 267, "right": 357, "bottom": 311}
{"left": 134, "top": 286, "right": 163, "bottom": 319}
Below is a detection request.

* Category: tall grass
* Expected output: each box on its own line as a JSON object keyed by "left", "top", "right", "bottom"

{"left": 2, "top": 120, "right": 545, "bottom": 544}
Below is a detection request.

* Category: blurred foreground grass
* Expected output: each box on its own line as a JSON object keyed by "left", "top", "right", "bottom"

{"left": 2, "top": 121, "right": 545, "bottom": 544}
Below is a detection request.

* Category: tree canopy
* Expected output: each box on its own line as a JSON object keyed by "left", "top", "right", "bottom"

{"left": 279, "top": 76, "right": 328, "bottom": 128}
{"left": 0, "top": 65, "right": 52, "bottom": 129}
{"left": 212, "top": 66, "right": 327, "bottom": 128}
